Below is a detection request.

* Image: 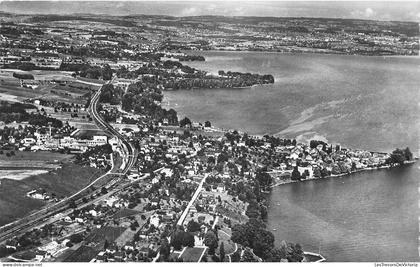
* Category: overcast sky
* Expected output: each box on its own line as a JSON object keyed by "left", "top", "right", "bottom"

{"left": 0, "top": 1, "right": 419, "bottom": 22}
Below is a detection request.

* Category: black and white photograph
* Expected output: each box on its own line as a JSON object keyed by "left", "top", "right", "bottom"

{"left": 0, "top": 0, "right": 418, "bottom": 265}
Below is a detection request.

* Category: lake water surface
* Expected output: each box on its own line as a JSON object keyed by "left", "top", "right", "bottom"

{"left": 163, "top": 51, "right": 420, "bottom": 261}
{"left": 164, "top": 51, "right": 420, "bottom": 154}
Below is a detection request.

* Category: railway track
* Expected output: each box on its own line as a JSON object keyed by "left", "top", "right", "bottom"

{"left": 0, "top": 79, "right": 137, "bottom": 243}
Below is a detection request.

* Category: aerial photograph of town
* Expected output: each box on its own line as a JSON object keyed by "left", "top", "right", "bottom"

{"left": 0, "top": 0, "right": 418, "bottom": 265}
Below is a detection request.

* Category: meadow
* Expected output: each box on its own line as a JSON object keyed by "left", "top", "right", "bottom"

{"left": 0, "top": 163, "right": 104, "bottom": 226}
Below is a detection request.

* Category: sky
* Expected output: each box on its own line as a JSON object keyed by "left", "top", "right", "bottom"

{"left": 0, "top": 1, "right": 419, "bottom": 22}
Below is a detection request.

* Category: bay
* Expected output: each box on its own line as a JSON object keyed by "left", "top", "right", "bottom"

{"left": 163, "top": 51, "right": 420, "bottom": 154}
{"left": 163, "top": 51, "right": 420, "bottom": 261}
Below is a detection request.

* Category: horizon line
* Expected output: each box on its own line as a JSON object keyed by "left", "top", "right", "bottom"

{"left": 1, "top": 10, "right": 418, "bottom": 24}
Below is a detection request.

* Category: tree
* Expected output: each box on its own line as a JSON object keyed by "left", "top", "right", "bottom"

{"left": 101, "top": 187, "right": 108, "bottom": 194}
{"left": 104, "top": 239, "right": 109, "bottom": 250}
{"left": 211, "top": 254, "right": 220, "bottom": 262}
{"left": 231, "top": 250, "right": 241, "bottom": 262}
{"left": 187, "top": 220, "right": 201, "bottom": 232}
{"left": 204, "top": 230, "right": 218, "bottom": 255}
{"left": 171, "top": 230, "right": 184, "bottom": 250}
{"left": 102, "top": 64, "right": 113, "bottom": 80}
{"left": 204, "top": 121, "right": 211, "bottom": 128}
{"left": 252, "top": 228, "right": 275, "bottom": 259}
{"left": 404, "top": 147, "right": 413, "bottom": 161}
{"left": 255, "top": 170, "right": 272, "bottom": 189}
{"left": 313, "top": 167, "right": 321, "bottom": 178}
{"left": 13, "top": 72, "right": 34, "bottom": 80}
{"left": 179, "top": 117, "right": 192, "bottom": 127}
{"left": 291, "top": 166, "right": 301, "bottom": 181}
{"left": 0, "top": 246, "right": 16, "bottom": 258}
{"left": 245, "top": 201, "right": 261, "bottom": 219}
{"left": 287, "top": 243, "right": 304, "bottom": 262}
{"left": 231, "top": 224, "right": 250, "bottom": 247}
{"left": 241, "top": 248, "right": 258, "bottom": 262}
{"left": 320, "top": 168, "right": 329, "bottom": 178}
{"left": 69, "top": 200, "right": 77, "bottom": 209}
{"left": 387, "top": 148, "right": 406, "bottom": 165}
{"left": 266, "top": 247, "right": 286, "bottom": 262}
{"left": 130, "top": 222, "right": 138, "bottom": 231}
{"left": 254, "top": 180, "right": 261, "bottom": 201}
{"left": 70, "top": 233, "right": 83, "bottom": 243}
{"left": 310, "top": 140, "right": 325, "bottom": 149}
{"left": 351, "top": 162, "right": 357, "bottom": 171}
{"left": 160, "top": 238, "right": 170, "bottom": 261}
{"left": 182, "top": 232, "right": 195, "bottom": 247}
{"left": 219, "top": 242, "right": 225, "bottom": 262}
{"left": 331, "top": 164, "right": 341, "bottom": 175}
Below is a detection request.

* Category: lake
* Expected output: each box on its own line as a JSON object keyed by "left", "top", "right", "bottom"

{"left": 267, "top": 163, "right": 419, "bottom": 262}
{"left": 164, "top": 51, "right": 420, "bottom": 154}
{"left": 163, "top": 51, "right": 420, "bottom": 261}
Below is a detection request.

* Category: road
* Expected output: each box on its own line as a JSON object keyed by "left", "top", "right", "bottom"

{"left": 152, "top": 173, "right": 208, "bottom": 263}
{"left": 0, "top": 78, "right": 137, "bottom": 243}
{"left": 177, "top": 174, "right": 208, "bottom": 226}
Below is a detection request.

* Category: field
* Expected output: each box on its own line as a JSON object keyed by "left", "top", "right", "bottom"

{"left": 0, "top": 78, "right": 43, "bottom": 100}
{"left": 0, "top": 69, "right": 98, "bottom": 105}
{"left": 63, "top": 227, "right": 126, "bottom": 262}
{"left": 169, "top": 251, "right": 182, "bottom": 260}
{"left": 0, "top": 163, "right": 104, "bottom": 226}
{"left": 180, "top": 247, "right": 206, "bottom": 262}
{"left": 0, "top": 169, "right": 50, "bottom": 181}
{"left": 63, "top": 245, "right": 97, "bottom": 262}
{"left": 76, "top": 77, "right": 106, "bottom": 85}
{"left": 84, "top": 226, "right": 126, "bottom": 245}
{"left": 0, "top": 151, "right": 74, "bottom": 180}
{"left": 0, "top": 150, "right": 73, "bottom": 162}
{"left": 112, "top": 208, "right": 141, "bottom": 220}
{"left": 72, "top": 129, "right": 108, "bottom": 138}
{"left": 114, "top": 227, "right": 135, "bottom": 247}
{"left": 216, "top": 228, "right": 236, "bottom": 256}
{"left": 114, "top": 211, "right": 151, "bottom": 246}
{"left": 68, "top": 122, "right": 101, "bottom": 131}
{"left": 25, "top": 70, "right": 74, "bottom": 81}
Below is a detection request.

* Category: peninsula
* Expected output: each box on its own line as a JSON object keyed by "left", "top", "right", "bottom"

{"left": 0, "top": 11, "right": 417, "bottom": 264}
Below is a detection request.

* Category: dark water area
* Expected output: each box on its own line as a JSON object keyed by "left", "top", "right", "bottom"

{"left": 267, "top": 162, "right": 419, "bottom": 262}
{"left": 163, "top": 51, "right": 420, "bottom": 261}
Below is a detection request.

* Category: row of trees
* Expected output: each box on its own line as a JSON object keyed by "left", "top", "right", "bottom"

{"left": 228, "top": 166, "right": 304, "bottom": 262}
{"left": 66, "top": 63, "right": 113, "bottom": 80}
{"left": 218, "top": 70, "right": 275, "bottom": 84}
{"left": 100, "top": 84, "right": 124, "bottom": 105}
{"left": 386, "top": 147, "right": 413, "bottom": 165}
{"left": 120, "top": 81, "right": 178, "bottom": 125}
{"left": 0, "top": 102, "right": 62, "bottom": 128}
{"left": 231, "top": 218, "right": 304, "bottom": 262}
{"left": 75, "top": 144, "right": 112, "bottom": 165}
{"left": 13, "top": 71, "right": 34, "bottom": 80}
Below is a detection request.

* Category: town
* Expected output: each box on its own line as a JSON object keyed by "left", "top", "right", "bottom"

{"left": 0, "top": 11, "right": 418, "bottom": 264}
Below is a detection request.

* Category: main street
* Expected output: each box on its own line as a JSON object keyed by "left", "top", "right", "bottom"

{"left": 0, "top": 79, "right": 137, "bottom": 243}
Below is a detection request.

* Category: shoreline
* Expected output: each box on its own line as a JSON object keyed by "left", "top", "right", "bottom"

{"left": 268, "top": 160, "right": 418, "bottom": 189}
{"left": 184, "top": 49, "right": 419, "bottom": 58}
